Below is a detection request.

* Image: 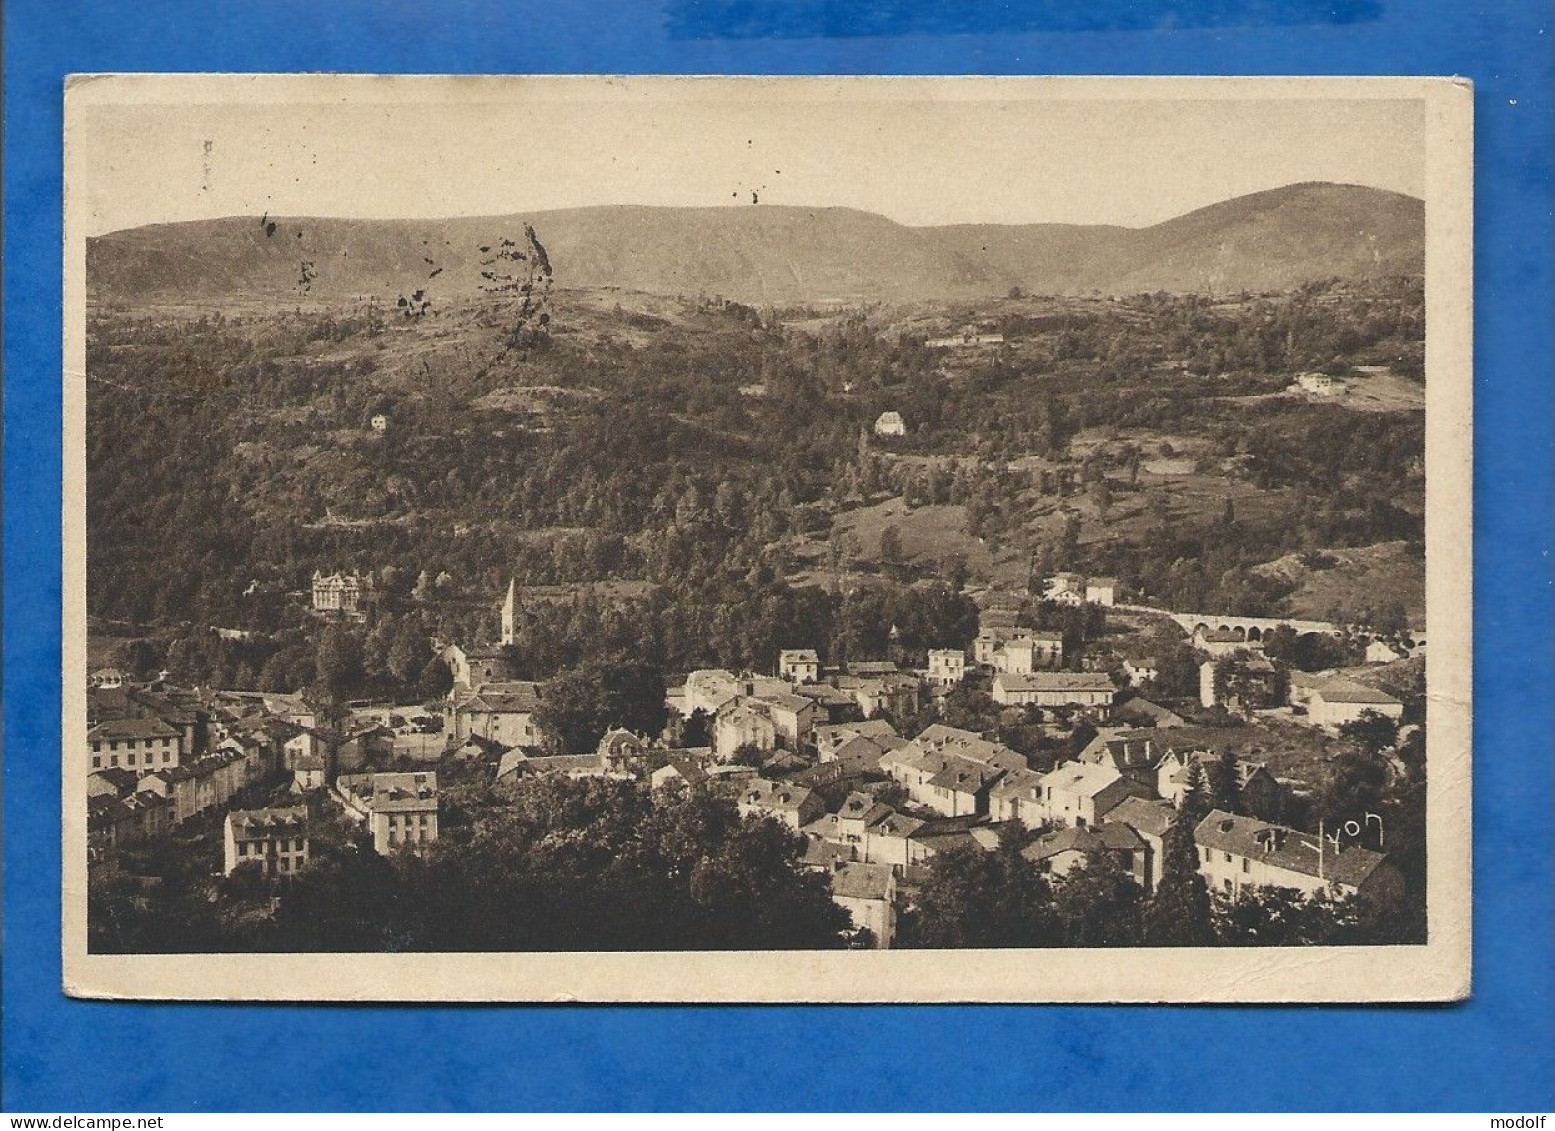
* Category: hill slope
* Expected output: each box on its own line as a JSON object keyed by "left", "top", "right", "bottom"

{"left": 921, "top": 182, "right": 1424, "bottom": 295}
{"left": 88, "top": 182, "right": 1422, "bottom": 305}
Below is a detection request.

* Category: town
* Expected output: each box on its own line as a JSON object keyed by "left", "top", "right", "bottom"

{"left": 89, "top": 562, "right": 1425, "bottom": 952}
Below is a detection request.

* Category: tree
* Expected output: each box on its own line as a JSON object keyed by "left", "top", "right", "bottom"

{"left": 417, "top": 654, "right": 454, "bottom": 701}
{"left": 1339, "top": 709, "right": 1399, "bottom": 756}
{"left": 903, "top": 838, "right": 1059, "bottom": 948}
{"left": 313, "top": 624, "right": 363, "bottom": 702}
{"left": 536, "top": 659, "right": 669, "bottom": 753}
{"left": 398, "top": 778, "right": 850, "bottom": 951}
{"left": 937, "top": 685, "right": 1000, "bottom": 735}
{"left": 1179, "top": 758, "right": 1213, "bottom": 824}
{"left": 1142, "top": 819, "right": 1217, "bottom": 946}
{"left": 877, "top": 524, "right": 903, "bottom": 565}
{"left": 1209, "top": 748, "right": 1243, "bottom": 815}
{"left": 1052, "top": 850, "right": 1144, "bottom": 946}
{"left": 1215, "top": 884, "right": 1356, "bottom": 946}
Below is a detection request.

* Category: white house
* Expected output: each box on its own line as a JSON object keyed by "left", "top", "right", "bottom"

{"left": 873, "top": 411, "right": 907, "bottom": 438}
{"left": 1084, "top": 578, "right": 1118, "bottom": 606}
{"left": 991, "top": 671, "right": 1116, "bottom": 715}
{"left": 1033, "top": 761, "right": 1148, "bottom": 829}
{"left": 335, "top": 771, "right": 439, "bottom": 856}
{"left": 829, "top": 861, "right": 897, "bottom": 948}
{"left": 778, "top": 648, "right": 821, "bottom": 684}
{"left": 714, "top": 698, "right": 779, "bottom": 761}
{"left": 223, "top": 806, "right": 310, "bottom": 877}
{"left": 925, "top": 648, "right": 967, "bottom": 687}
{"left": 1194, "top": 810, "right": 1401, "bottom": 903}
{"left": 1294, "top": 372, "right": 1340, "bottom": 396}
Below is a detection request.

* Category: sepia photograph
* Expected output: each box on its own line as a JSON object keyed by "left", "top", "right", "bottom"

{"left": 62, "top": 74, "right": 1472, "bottom": 1002}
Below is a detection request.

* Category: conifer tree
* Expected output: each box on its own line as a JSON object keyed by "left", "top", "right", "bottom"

{"left": 1143, "top": 816, "right": 1217, "bottom": 946}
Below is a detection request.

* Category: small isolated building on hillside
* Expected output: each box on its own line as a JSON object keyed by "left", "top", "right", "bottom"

{"left": 873, "top": 411, "right": 907, "bottom": 438}
{"left": 1289, "top": 675, "right": 1405, "bottom": 729}
{"left": 1294, "top": 372, "right": 1341, "bottom": 396}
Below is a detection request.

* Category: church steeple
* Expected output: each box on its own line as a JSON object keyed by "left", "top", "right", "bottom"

{"left": 500, "top": 577, "right": 517, "bottom": 645}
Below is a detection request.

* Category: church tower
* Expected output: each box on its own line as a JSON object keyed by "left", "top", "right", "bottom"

{"left": 500, "top": 577, "right": 517, "bottom": 645}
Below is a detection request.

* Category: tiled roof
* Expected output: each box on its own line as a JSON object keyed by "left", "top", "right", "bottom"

{"left": 925, "top": 754, "right": 1004, "bottom": 794}
{"left": 1038, "top": 760, "right": 1126, "bottom": 800}
{"left": 870, "top": 811, "right": 928, "bottom": 839}
{"left": 996, "top": 672, "right": 1115, "bottom": 693}
{"left": 458, "top": 680, "right": 542, "bottom": 714}
{"left": 830, "top": 861, "right": 894, "bottom": 901}
{"left": 740, "top": 779, "right": 815, "bottom": 813}
{"left": 1194, "top": 809, "right": 1388, "bottom": 888}
{"left": 1105, "top": 796, "right": 1178, "bottom": 839}
{"left": 228, "top": 805, "right": 309, "bottom": 841}
{"left": 1311, "top": 680, "right": 1402, "bottom": 706}
{"left": 988, "top": 767, "right": 1045, "bottom": 802}
{"left": 1022, "top": 824, "right": 1138, "bottom": 862}
{"left": 337, "top": 771, "right": 438, "bottom": 812}
{"left": 756, "top": 691, "right": 815, "bottom": 714}
{"left": 88, "top": 716, "right": 180, "bottom": 742}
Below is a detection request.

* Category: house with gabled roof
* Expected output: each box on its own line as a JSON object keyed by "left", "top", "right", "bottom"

{"left": 988, "top": 766, "right": 1047, "bottom": 828}
{"left": 1022, "top": 823, "right": 1147, "bottom": 885}
{"left": 861, "top": 811, "right": 931, "bottom": 869}
{"left": 224, "top": 805, "right": 310, "bottom": 877}
{"left": 87, "top": 715, "right": 182, "bottom": 775}
{"left": 752, "top": 690, "right": 821, "bottom": 749}
{"left": 445, "top": 680, "right": 544, "bottom": 748}
{"left": 1078, "top": 728, "right": 1164, "bottom": 788}
{"left": 829, "top": 861, "right": 897, "bottom": 947}
{"left": 1034, "top": 761, "right": 1151, "bottom": 830}
{"left": 1194, "top": 810, "right": 1402, "bottom": 903}
{"left": 1103, "top": 796, "right": 1179, "bottom": 891}
{"left": 737, "top": 778, "right": 824, "bottom": 831}
{"left": 1289, "top": 674, "right": 1405, "bottom": 729}
{"left": 714, "top": 697, "right": 779, "bottom": 761}
{"left": 922, "top": 754, "right": 1005, "bottom": 817}
{"left": 335, "top": 771, "right": 439, "bottom": 856}
{"left": 814, "top": 718, "right": 899, "bottom": 759}
{"left": 778, "top": 648, "right": 821, "bottom": 684}
{"left": 992, "top": 671, "right": 1116, "bottom": 715}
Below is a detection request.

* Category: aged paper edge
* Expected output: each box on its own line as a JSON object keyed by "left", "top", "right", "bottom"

{"left": 60, "top": 73, "right": 1473, "bottom": 1003}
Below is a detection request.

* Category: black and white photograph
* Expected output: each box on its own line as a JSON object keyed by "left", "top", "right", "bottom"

{"left": 63, "top": 74, "right": 1472, "bottom": 1002}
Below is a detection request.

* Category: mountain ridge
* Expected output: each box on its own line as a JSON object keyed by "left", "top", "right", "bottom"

{"left": 88, "top": 181, "right": 1423, "bottom": 305}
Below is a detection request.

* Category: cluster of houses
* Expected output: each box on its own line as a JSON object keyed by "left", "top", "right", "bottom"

{"left": 86, "top": 676, "right": 453, "bottom": 879}
{"left": 632, "top": 713, "right": 1396, "bottom": 947}
{"left": 90, "top": 573, "right": 1413, "bottom": 934}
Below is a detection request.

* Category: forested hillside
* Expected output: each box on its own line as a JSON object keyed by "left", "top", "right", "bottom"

{"left": 87, "top": 272, "right": 1425, "bottom": 700}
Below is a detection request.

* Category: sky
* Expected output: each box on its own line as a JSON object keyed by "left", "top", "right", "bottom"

{"left": 69, "top": 76, "right": 1426, "bottom": 236}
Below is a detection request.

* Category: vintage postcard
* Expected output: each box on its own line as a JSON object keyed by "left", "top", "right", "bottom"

{"left": 63, "top": 74, "right": 1471, "bottom": 1002}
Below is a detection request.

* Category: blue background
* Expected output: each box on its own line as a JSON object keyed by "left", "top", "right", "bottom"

{"left": 5, "top": 0, "right": 1552, "bottom": 1112}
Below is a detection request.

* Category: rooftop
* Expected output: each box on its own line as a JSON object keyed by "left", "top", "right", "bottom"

{"left": 1194, "top": 809, "right": 1389, "bottom": 888}
{"left": 227, "top": 805, "right": 309, "bottom": 841}
{"left": 1104, "top": 796, "right": 1178, "bottom": 839}
{"left": 995, "top": 671, "right": 1116, "bottom": 693}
